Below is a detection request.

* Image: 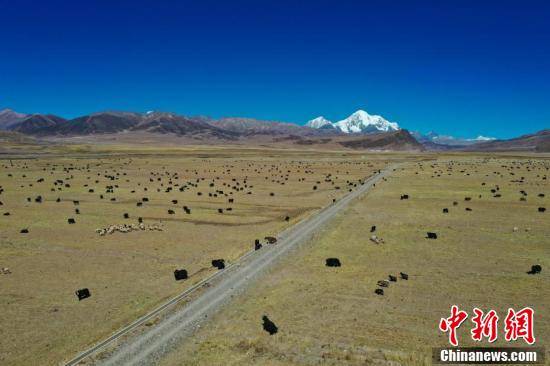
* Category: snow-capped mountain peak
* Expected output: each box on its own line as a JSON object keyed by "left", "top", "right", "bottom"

{"left": 472, "top": 135, "right": 496, "bottom": 141}
{"left": 306, "top": 116, "right": 333, "bottom": 129}
{"left": 306, "top": 109, "right": 399, "bottom": 134}
{"left": 334, "top": 110, "right": 399, "bottom": 133}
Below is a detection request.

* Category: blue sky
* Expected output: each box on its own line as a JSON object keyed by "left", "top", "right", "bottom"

{"left": 1, "top": 0, "right": 549, "bottom": 138}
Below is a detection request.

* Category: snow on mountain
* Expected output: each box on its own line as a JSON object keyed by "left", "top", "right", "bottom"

{"left": 0, "top": 108, "right": 28, "bottom": 129}
{"left": 305, "top": 116, "right": 334, "bottom": 129}
{"left": 471, "top": 135, "right": 496, "bottom": 141}
{"left": 306, "top": 109, "right": 399, "bottom": 134}
{"left": 431, "top": 134, "right": 497, "bottom": 144}
{"left": 412, "top": 131, "right": 497, "bottom": 146}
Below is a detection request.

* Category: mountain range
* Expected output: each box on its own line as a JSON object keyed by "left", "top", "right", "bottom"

{"left": 0, "top": 109, "right": 240, "bottom": 140}
{"left": 410, "top": 131, "right": 496, "bottom": 147}
{"left": 0, "top": 108, "right": 547, "bottom": 152}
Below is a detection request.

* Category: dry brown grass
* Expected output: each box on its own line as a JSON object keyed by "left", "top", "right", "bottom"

{"left": 0, "top": 146, "right": 393, "bottom": 365}
{"left": 159, "top": 156, "right": 550, "bottom": 366}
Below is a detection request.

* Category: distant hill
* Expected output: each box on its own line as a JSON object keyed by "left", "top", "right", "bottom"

{"left": 210, "top": 117, "right": 318, "bottom": 136}
{"left": 0, "top": 130, "right": 37, "bottom": 144}
{"left": 57, "top": 111, "right": 142, "bottom": 135}
{"left": 0, "top": 108, "right": 27, "bottom": 129}
{"left": 463, "top": 130, "right": 550, "bottom": 152}
{"left": 411, "top": 130, "right": 496, "bottom": 148}
{"left": 8, "top": 114, "right": 67, "bottom": 135}
{"left": 2, "top": 110, "right": 238, "bottom": 140}
{"left": 135, "top": 112, "right": 239, "bottom": 139}
{"left": 338, "top": 130, "right": 423, "bottom": 151}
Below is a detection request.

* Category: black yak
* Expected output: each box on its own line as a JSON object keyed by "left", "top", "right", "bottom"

{"left": 212, "top": 259, "right": 225, "bottom": 270}
{"left": 75, "top": 288, "right": 91, "bottom": 301}
{"left": 375, "top": 288, "right": 384, "bottom": 296}
{"left": 174, "top": 269, "right": 188, "bottom": 281}
{"left": 527, "top": 265, "right": 542, "bottom": 275}
{"left": 426, "top": 232, "right": 438, "bottom": 239}
{"left": 262, "top": 315, "right": 278, "bottom": 335}
{"left": 400, "top": 272, "right": 409, "bottom": 280}
{"left": 325, "top": 258, "right": 341, "bottom": 267}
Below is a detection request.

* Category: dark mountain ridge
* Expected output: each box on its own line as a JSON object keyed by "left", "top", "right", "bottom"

{"left": 338, "top": 130, "right": 424, "bottom": 151}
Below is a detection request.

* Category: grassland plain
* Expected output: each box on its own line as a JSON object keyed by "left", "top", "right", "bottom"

{"left": 0, "top": 145, "right": 397, "bottom": 366}
{"left": 159, "top": 155, "right": 550, "bottom": 366}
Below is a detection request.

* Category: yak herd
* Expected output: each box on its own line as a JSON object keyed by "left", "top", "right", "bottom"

{"left": 1, "top": 156, "right": 547, "bottom": 340}
{"left": 322, "top": 157, "right": 547, "bottom": 303}
{"left": 0, "top": 156, "right": 383, "bottom": 314}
